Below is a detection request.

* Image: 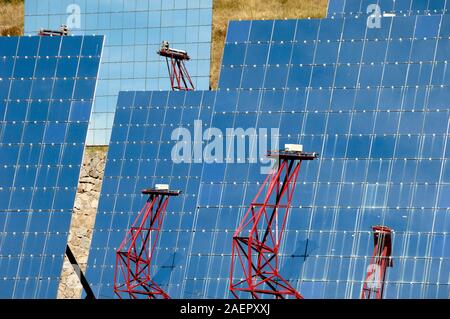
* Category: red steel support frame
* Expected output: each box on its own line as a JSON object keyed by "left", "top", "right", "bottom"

{"left": 361, "top": 225, "right": 393, "bottom": 299}
{"left": 114, "top": 188, "right": 180, "bottom": 299}
{"left": 158, "top": 48, "right": 195, "bottom": 91}
{"left": 165, "top": 57, "right": 195, "bottom": 91}
{"left": 230, "top": 150, "right": 318, "bottom": 299}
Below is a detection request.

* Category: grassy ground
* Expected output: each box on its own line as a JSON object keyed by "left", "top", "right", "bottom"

{"left": 0, "top": 0, "right": 23, "bottom": 36}
{"left": 85, "top": 145, "right": 109, "bottom": 153}
{"left": 210, "top": 0, "right": 328, "bottom": 88}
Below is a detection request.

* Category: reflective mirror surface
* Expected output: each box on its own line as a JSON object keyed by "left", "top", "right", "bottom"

{"left": 0, "top": 35, "right": 103, "bottom": 298}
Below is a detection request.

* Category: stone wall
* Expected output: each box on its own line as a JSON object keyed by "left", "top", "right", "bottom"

{"left": 57, "top": 147, "right": 107, "bottom": 299}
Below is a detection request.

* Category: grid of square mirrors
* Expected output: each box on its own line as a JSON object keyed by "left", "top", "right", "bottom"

{"left": 24, "top": 0, "right": 213, "bottom": 145}
{"left": 0, "top": 35, "right": 103, "bottom": 298}
{"left": 192, "top": 92, "right": 450, "bottom": 299}
{"left": 199, "top": 16, "right": 450, "bottom": 298}
{"left": 89, "top": 92, "right": 450, "bottom": 299}
{"left": 89, "top": 14, "right": 450, "bottom": 298}
{"left": 327, "top": 0, "right": 450, "bottom": 17}
{"left": 220, "top": 15, "right": 450, "bottom": 90}
{"left": 85, "top": 90, "right": 216, "bottom": 298}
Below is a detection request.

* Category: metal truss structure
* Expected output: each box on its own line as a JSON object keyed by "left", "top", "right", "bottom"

{"left": 361, "top": 225, "right": 393, "bottom": 299}
{"left": 114, "top": 187, "right": 180, "bottom": 299}
{"left": 230, "top": 147, "right": 318, "bottom": 299}
{"left": 157, "top": 41, "right": 195, "bottom": 91}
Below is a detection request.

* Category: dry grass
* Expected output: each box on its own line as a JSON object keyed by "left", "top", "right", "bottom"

{"left": 0, "top": 0, "right": 23, "bottom": 36}
{"left": 210, "top": 0, "right": 328, "bottom": 88}
{"left": 85, "top": 145, "right": 109, "bottom": 153}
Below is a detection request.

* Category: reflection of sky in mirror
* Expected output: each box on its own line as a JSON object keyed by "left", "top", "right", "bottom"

{"left": 0, "top": 35, "right": 103, "bottom": 298}
{"left": 25, "top": 0, "right": 213, "bottom": 145}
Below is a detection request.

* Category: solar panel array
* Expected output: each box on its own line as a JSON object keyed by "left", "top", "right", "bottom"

{"left": 0, "top": 35, "right": 103, "bottom": 298}
{"left": 24, "top": 0, "right": 213, "bottom": 145}
{"left": 220, "top": 15, "right": 449, "bottom": 90}
{"left": 87, "top": 14, "right": 450, "bottom": 299}
{"left": 200, "top": 15, "right": 450, "bottom": 299}
{"left": 86, "top": 90, "right": 216, "bottom": 298}
{"left": 327, "top": 0, "right": 450, "bottom": 17}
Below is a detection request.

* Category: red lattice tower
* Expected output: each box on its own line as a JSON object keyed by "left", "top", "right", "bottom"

{"left": 114, "top": 186, "right": 180, "bottom": 299}
{"left": 361, "top": 225, "right": 393, "bottom": 299}
{"left": 230, "top": 146, "right": 319, "bottom": 299}
{"left": 157, "top": 41, "right": 195, "bottom": 91}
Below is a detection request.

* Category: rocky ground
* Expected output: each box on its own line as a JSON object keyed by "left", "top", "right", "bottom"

{"left": 57, "top": 147, "right": 107, "bottom": 299}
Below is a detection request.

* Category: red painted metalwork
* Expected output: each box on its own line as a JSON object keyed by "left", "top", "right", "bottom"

{"left": 230, "top": 149, "right": 318, "bottom": 299}
{"left": 361, "top": 225, "right": 393, "bottom": 299}
{"left": 114, "top": 188, "right": 180, "bottom": 299}
{"left": 157, "top": 41, "right": 195, "bottom": 91}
